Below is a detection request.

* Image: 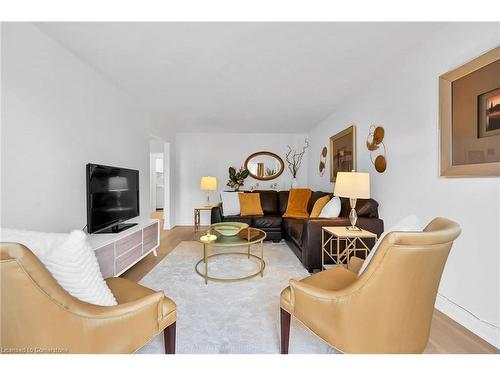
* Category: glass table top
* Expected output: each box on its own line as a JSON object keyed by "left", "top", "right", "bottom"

{"left": 197, "top": 226, "right": 266, "bottom": 246}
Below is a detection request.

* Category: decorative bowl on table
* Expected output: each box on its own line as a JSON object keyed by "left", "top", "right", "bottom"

{"left": 211, "top": 222, "right": 249, "bottom": 237}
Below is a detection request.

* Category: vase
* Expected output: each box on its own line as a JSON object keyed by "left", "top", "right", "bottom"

{"left": 291, "top": 178, "right": 298, "bottom": 189}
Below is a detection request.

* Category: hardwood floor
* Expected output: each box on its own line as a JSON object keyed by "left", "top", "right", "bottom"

{"left": 424, "top": 309, "right": 498, "bottom": 354}
{"left": 122, "top": 224, "right": 499, "bottom": 354}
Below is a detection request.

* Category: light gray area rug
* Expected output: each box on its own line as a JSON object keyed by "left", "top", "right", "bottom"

{"left": 138, "top": 240, "right": 337, "bottom": 354}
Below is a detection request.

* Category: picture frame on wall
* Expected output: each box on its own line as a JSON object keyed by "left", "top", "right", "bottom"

{"left": 439, "top": 46, "right": 500, "bottom": 177}
{"left": 330, "top": 125, "right": 356, "bottom": 182}
{"left": 477, "top": 88, "right": 500, "bottom": 139}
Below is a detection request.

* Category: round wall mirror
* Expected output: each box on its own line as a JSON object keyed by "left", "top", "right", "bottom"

{"left": 244, "top": 151, "right": 284, "bottom": 181}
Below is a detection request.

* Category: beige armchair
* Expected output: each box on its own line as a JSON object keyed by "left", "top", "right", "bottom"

{"left": 0, "top": 242, "right": 176, "bottom": 354}
{"left": 280, "top": 217, "right": 461, "bottom": 354}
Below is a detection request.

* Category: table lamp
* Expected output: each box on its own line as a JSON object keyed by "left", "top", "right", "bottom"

{"left": 333, "top": 171, "right": 370, "bottom": 230}
{"left": 200, "top": 176, "right": 217, "bottom": 206}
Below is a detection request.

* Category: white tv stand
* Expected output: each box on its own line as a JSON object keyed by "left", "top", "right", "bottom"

{"left": 88, "top": 217, "right": 160, "bottom": 278}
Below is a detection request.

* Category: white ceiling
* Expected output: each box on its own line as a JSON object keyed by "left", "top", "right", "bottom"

{"left": 36, "top": 22, "right": 445, "bottom": 133}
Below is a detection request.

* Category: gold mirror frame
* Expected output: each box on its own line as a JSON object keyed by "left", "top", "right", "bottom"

{"left": 244, "top": 151, "right": 285, "bottom": 181}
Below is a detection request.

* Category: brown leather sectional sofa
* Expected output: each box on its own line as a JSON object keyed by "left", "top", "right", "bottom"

{"left": 211, "top": 190, "right": 384, "bottom": 271}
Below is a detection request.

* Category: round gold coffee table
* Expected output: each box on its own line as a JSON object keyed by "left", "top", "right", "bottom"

{"left": 195, "top": 226, "right": 267, "bottom": 284}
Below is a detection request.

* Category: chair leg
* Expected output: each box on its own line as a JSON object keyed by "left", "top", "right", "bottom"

{"left": 280, "top": 308, "right": 291, "bottom": 354}
{"left": 163, "top": 322, "right": 176, "bottom": 354}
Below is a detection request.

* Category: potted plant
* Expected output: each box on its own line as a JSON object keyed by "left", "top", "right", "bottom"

{"left": 227, "top": 166, "right": 249, "bottom": 191}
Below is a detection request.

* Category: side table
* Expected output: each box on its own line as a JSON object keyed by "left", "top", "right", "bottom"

{"left": 194, "top": 205, "right": 216, "bottom": 232}
{"left": 321, "top": 227, "right": 378, "bottom": 270}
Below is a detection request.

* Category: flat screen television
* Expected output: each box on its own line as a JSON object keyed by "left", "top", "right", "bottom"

{"left": 86, "top": 163, "right": 139, "bottom": 234}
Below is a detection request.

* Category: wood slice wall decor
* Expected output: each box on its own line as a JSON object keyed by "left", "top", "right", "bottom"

{"left": 319, "top": 146, "right": 327, "bottom": 176}
{"left": 366, "top": 125, "right": 387, "bottom": 173}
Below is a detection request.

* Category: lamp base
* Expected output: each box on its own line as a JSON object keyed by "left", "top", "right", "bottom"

{"left": 348, "top": 197, "right": 359, "bottom": 230}
{"left": 204, "top": 191, "right": 211, "bottom": 207}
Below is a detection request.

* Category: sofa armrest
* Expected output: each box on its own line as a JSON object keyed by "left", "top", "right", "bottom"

{"left": 210, "top": 203, "right": 223, "bottom": 224}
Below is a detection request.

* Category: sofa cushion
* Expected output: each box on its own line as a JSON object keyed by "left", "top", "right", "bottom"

{"left": 283, "top": 218, "right": 305, "bottom": 245}
{"left": 307, "top": 191, "right": 332, "bottom": 214}
{"left": 257, "top": 190, "right": 279, "bottom": 215}
{"left": 310, "top": 195, "right": 330, "bottom": 218}
{"left": 222, "top": 215, "right": 253, "bottom": 226}
{"left": 220, "top": 191, "right": 240, "bottom": 216}
{"left": 239, "top": 193, "right": 264, "bottom": 216}
{"left": 319, "top": 196, "right": 341, "bottom": 218}
{"left": 357, "top": 199, "right": 379, "bottom": 217}
{"left": 340, "top": 198, "right": 379, "bottom": 218}
{"left": 278, "top": 191, "right": 290, "bottom": 215}
{"left": 283, "top": 188, "right": 312, "bottom": 219}
{"left": 253, "top": 215, "right": 282, "bottom": 229}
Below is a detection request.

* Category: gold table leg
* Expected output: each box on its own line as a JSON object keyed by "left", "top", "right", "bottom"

{"left": 260, "top": 240, "right": 264, "bottom": 277}
{"left": 337, "top": 236, "right": 340, "bottom": 266}
{"left": 321, "top": 229, "right": 325, "bottom": 270}
{"left": 247, "top": 244, "right": 250, "bottom": 259}
{"left": 203, "top": 243, "right": 208, "bottom": 285}
{"left": 194, "top": 209, "right": 200, "bottom": 232}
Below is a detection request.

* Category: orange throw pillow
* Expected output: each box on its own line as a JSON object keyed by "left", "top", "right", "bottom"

{"left": 310, "top": 195, "right": 330, "bottom": 218}
{"left": 238, "top": 193, "right": 264, "bottom": 216}
{"left": 283, "top": 188, "right": 312, "bottom": 219}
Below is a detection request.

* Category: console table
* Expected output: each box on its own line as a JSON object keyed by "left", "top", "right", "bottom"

{"left": 88, "top": 217, "right": 160, "bottom": 278}
{"left": 194, "top": 205, "right": 216, "bottom": 231}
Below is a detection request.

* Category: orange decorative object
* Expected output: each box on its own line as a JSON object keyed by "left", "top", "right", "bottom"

{"left": 283, "top": 188, "right": 312, "bottom": 219}
{"left": 238, "top": 193, "right": 264, "bottom": 216}
{"left": 366, "top": 125, "right": 387, "bottom": 173}
{"left": 319, "top": 146, "right": 327, "bottom": 176}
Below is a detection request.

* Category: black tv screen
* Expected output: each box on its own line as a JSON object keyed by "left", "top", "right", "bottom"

{"left": 86, "top": 163, "right": 139, "bottom": 234}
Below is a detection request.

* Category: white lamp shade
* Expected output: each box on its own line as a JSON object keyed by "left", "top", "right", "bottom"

{"left": 200, "top": 176, "right": 217, "bottom": 191}
{"left": 334, "top": 172, "right": 370, "bottom": 199}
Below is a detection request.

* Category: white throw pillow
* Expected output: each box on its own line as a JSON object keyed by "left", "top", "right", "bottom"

{"left": 1, "top": 228, "right": 117, "bottom": 306}
{"left": 358, "top": 214, "right": 422, "bottom": 275}
{"left": 318, "top": 196, "right": 341, "bottom": 218}
{"left": 220, "top": 191, "right": 240, "bottom": 216}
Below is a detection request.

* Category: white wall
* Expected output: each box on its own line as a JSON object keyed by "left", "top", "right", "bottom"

{"left": 2, "top": 21, "right": 498, "bottom": 347}
{"left": 174, "top": 132, "right": 309, "bottom": 225}
{"left": 307, "top": 23, "right": 500, "bottom": 347}
{"left": 1, "top": 23, "right": 168, "bottom": 232}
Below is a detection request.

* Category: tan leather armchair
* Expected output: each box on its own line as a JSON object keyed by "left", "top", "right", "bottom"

{"left": 0, "top": 242, "right": 176, "bottom": 354}
{"left": 280, "top": 217, "right": 461, "bottom": 354}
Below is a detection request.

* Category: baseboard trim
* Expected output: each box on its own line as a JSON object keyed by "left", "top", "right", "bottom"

{"left": 435, "top": 294, "right": 500, "bottom": 349}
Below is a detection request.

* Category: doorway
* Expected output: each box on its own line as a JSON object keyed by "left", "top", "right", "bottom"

{"left": 149, "top": 139, "right": 172, "bottom": 230}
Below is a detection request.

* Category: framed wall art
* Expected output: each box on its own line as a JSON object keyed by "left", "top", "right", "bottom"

{"left": 330, "top": 125, "right": 356, "bottom": 182}
{"left": 439, "top": 46, "right": 500, "bottom": 177}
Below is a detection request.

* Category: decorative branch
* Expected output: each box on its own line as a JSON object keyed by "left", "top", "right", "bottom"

{"left": 285, "top": 146, "right": 295, "bottom": 175}
{"left": 285, "top": 139, "right": 309, "bottom": 178}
